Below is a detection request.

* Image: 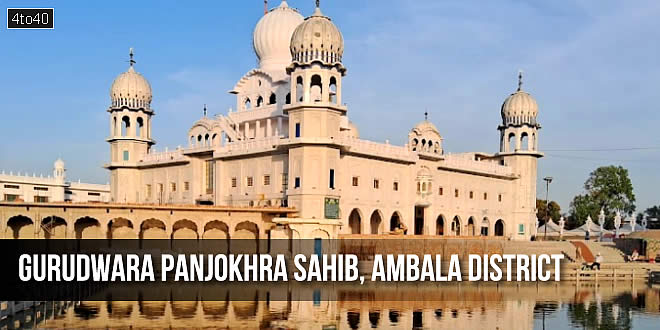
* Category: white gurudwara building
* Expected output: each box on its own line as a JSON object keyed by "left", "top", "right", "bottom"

{"left": 104, "top": 0, "right": 542, "bottom": 240}
{"left": 0, "top": 159, "right": 110, "bottom": 203}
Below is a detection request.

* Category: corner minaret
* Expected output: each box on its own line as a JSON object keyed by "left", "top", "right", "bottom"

{"left": 106, "top": 48, "right": 154, "bottom": 203}
{"left": 284, "top": 1, "right": 347, "bottom": 219}
{"left": 497, "top": 72, "right": 543, "bottom": 239}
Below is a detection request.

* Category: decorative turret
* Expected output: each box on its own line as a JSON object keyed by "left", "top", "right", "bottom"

{"left": 53, "top": 158, "right": 65, "bottom": 184}
{"left": 409, "top": 112, "right": 443, "bottom": 154}
{"left": 106, "top": 49, "right": 155, "bottom": 203}
{"left": 286, "top": 1, "right": 346, "bottom": 108}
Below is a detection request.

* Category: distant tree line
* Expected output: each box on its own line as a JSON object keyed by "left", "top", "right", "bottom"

{"left": 536, "top": 165, "right": 660, "bottom": 230}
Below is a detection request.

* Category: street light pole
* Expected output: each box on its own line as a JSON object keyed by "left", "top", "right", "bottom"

{"left": 543, "top": 176, "right": 553, "bottom": 240}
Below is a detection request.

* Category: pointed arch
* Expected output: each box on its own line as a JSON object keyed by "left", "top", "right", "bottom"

{"left": 348, "top": 209, "right": 362, "bottom": 234}
{"left": 436, "top": 215, "right": 445, "bottom": 235}
{"left": 451, "top": 216, "right": 461, "bottom": 236}
{"left": 495, "top": 219, "right": 505, "bottom": 236}
{"left": 389, "top": 211, "right": 404, "bottom": 233}
{"left": 369, "top": 210, "right": 384, "bottom": 235}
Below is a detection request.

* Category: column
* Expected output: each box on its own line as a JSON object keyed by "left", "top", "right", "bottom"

{"left": 256, "top": 120, "right": 261, "bottom": 139}
{"left": 266, "top": 119, "right": 272, "bottom": 137}
{"left": 277, "top": 117, "right": 283, "bottom": 137}
{"left": 244, "top": 122, "right": 250, "bottom": 139}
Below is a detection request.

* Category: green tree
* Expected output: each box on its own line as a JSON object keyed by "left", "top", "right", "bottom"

{"left": 568, "top": 166, "right": 636, "bottom": 229}
{"left": 536, "top": 199, "right": 561, "bottom": 227}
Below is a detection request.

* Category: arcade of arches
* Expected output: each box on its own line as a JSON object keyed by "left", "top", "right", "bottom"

{"left": 0, "top": 202, "right": 300, "bottom": 244}
{"left": 344, "top": 207, "right": 506, "bottom": 238}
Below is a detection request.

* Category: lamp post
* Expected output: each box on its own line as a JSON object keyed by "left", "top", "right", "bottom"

{"left": 543, "top": 176, "right": 553, "bottom": 240}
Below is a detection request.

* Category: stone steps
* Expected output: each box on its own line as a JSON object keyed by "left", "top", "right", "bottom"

{"left": 583, "top": 242, "right": 626, "bottom": 263}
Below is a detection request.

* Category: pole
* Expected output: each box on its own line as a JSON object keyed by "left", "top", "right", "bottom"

{"left": 545, "top": 180, "right": 549, "bottom": 239}
{"left": 543, "top": 177, "right": 553, "bottom": 240}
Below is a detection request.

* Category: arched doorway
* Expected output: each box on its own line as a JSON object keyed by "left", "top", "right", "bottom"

{"left": 202, "top": 220, "right": 230, "bottom": 254}
{"left": 140, "top": 219, "right": 167, "bottom": 239}
{"left": 108, "top": 218, "right": 135, "bottom": 239}
{"left": 370, "top": 210, "right": 383, "bottom": 235}
{"left": 495, "top": 219, "right": 505, "bottom": 237}
{"left": 436, "top": 215, "right": 445, "bottom": 235}
{"left": 7, "top": 215, "right": 34, "bottom": 239}
{"left": 234, "top": 221, "right": 259, "bottom": 253}
{"left": 389, "top": 212, "right": 404, "bottom": 233}
{"left": 414, "top": 206, "right": 425, "bottom": 235}
{"left": 467, "top": 217, "right": 475, "bottom": 236}
{"left": 74, "top": 217, "right": 102, "bottom": 239}
{"left": 451, "top": 216, "right": 461, "bottom": 236}
{"left": 348, "top": 209, "right": 362, "bottom": 234}
{"left": 41, "top": 216, "right": 67, "bottom": 239}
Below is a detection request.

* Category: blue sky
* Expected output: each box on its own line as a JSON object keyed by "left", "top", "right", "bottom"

{"left": 1, "top": 0, "right": 659, "bottom": 214}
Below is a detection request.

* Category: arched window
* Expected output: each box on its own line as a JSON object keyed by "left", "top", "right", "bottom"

{"left": 245, "top": 98, "right": 252, "bottom": 110}
{"left": 197, "top": 135, "right": 202, "bottom": 143}
{"left": 296, "top": 76, "right": 304, "bottom": 102}
{"left": 137, "top": 117, "right": 144, "bottom": 138}
{"left": 285, "top": 92, "right": 291, "bottom": 105}
{"left": 520, "top": 132, "right": 529, "bottom": 151}
{"left": 121, "top": 116, "right": 130, "bottom": 136}
{"left": 508, "top": 132, "right": 516, "bottom": 152}
{"left": 190, "top": 136, "right": 195, "bottom": 146}
{"left": 531, "top": 133, "right": 536, "bottom": 150}
{"left": 212, "top": 133, "right": 217, "bottom": 146}
{"left": 204, "top": 133, "right": 210, "bottom": 146}
{"left": 311, "top": 75, "right": 322, "bottom": 102}
{"left": 256, "top": 96, "right": 264, "bottom": 107}
{"left": 113, "top": 116, "right": 117, "bottom": 136}
{"left": 329, "top": 76, "right": 337, "bottom": 103}
{"left": 269, "top": 93, "right": 276, "bottom": 105}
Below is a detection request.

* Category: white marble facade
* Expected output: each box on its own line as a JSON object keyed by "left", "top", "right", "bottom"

{"left": 105, "top": 1, "right": 543, "bottom": 240}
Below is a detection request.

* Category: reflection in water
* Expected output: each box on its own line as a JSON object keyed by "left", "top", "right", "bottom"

{"left": 6, "top": 283, "right": 660, "bottom": 329}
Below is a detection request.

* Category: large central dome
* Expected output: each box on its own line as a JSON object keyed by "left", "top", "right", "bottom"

{"left": 253, "top": 1, "right": 304, "bottom": 72}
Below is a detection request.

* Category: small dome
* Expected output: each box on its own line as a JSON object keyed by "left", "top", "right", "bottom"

{"left": 253, "top": 1, "right": 304, "bottom": 72}
{"left": 110, "top": 51, "right": 152, "bottom": 109}
{"left": 413, "top": 120, "right": 440, "bottom": 135}
{"left": 501, "top": 74, "right": 538, "bottom": 126}
{"left": 409, "top": 119, "right": 443, "bottom": 154}
{"left": 54, "top": 158, "right": 65, "bottom": 169}
{"left": 290, "top": 6, "right": 344, "bottom": 66}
